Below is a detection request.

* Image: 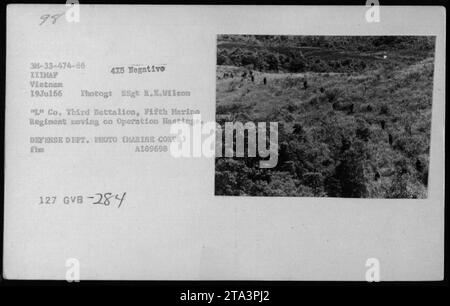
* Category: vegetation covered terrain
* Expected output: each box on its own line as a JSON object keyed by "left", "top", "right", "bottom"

{"left": 215, "top": 35, "right": 435, "bottom": 198}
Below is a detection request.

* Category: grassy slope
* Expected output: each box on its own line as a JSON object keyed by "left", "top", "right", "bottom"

{"left": 216, "top": 51, "right": 434, "bottom": 198}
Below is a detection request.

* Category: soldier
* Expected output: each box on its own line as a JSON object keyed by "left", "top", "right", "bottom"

{"left": 341, "top": 138, "right": 351, "bottom": 152}
{"left": 303, "top": 80, "right": 308, "bottom": 90}
{"left": 263, "top": 77, "right": 267, "bottom": 85}
{"left": 251, "top": 75, "right": 254, "bottom": 83}
{"left": 348, "top": 104, "right": 354, "bottom": 114}
{"left": 380, "top": 120, "right": 386, "bottom": 130}
{"left": 320, "top": 87, "right": 325, "bottom": 93}
{"left": 293, "top": 123, "right": 303, "bottom": 135}
{"left": 388, "top": 134, "right": 393, "bottom": 145}
{"left": 405, "top": 123, "right": 412, "bottom": 135}
{"left": 415, "top": 159, "right": 424, "bottom": 173}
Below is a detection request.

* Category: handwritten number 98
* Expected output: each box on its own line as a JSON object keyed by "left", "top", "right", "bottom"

{"left": 39, "top": 13, "right": 65, "bottom": 25}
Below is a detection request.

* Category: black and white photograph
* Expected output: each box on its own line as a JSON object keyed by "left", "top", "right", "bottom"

{"left": 215, "top": 35, "right": 435, "bottom": 198}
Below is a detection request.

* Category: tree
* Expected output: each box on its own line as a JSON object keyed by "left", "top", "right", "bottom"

{"left": 289, "top": 57, "right": 307, "bottom": 72}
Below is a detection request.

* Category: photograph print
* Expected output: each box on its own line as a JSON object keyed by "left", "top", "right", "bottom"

{"left": 215, "top": 35, "right": 435, "bottom": 198}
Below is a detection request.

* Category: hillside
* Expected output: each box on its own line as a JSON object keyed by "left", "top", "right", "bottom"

{"left": 215, "top": 36, "right": 435, "bottom": 198}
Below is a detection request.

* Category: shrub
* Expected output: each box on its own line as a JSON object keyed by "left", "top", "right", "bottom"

{"left": 325, "top": 88, "right": 341, "bottom": 103}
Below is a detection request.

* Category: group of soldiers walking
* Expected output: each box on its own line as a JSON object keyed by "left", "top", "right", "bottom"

{"left": 218, "top": 69, "right": 309, "bottom": 90}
